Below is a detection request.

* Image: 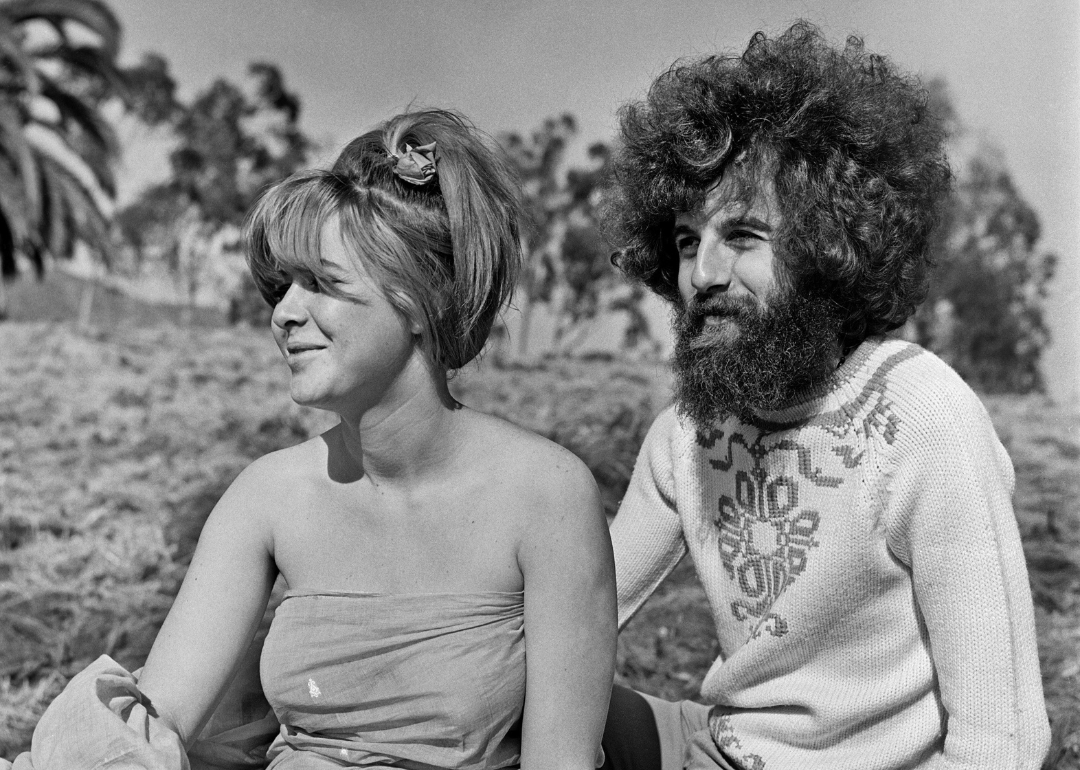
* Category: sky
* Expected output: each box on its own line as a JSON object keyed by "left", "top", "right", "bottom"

{"left": 107, "top": 0, "right": 1080, "bottom": 403}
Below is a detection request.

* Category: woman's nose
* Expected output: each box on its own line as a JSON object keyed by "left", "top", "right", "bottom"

{"left": 271, "top": 282, "right": 310, "bottom": 329}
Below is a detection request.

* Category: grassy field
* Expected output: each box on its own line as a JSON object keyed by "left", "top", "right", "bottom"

{"left": 1, "top": 320, "right": 1078, "bottom": 766}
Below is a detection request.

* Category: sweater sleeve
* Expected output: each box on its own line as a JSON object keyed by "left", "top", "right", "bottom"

{"left": 610, "top": 406, "right": 688, "bottom": 630}
{"left": 883, "top": 374, "right": 1049, "bottom": 769}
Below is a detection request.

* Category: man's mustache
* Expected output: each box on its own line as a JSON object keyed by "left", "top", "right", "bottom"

{"left": 685, "top": 294, "right": 760, "bottom": 323}
{"left": 678, "top": 294, "right": 764, "bottom": 352}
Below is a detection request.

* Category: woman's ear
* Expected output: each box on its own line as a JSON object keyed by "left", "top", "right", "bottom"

{"left": 387, "top": 290, "right": 426, "bottom": 338}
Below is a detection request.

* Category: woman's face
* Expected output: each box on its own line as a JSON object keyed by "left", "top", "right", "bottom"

{"left": 271, "top": 217, "right": 420, "bottom": 419}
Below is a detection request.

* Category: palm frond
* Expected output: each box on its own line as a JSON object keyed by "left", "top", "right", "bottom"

{"left": 36, "top": 153, "right": 109, "bottom": 265}
{"left": 31, "top": 130, "right": 110, "bottom": 212}
{"left": 0, "top": 101, "right": 41, "bottom": 228}
{"left": 0, "top": 152, "right": 33, "bottom": 242}
{"left": 37, "top": 156, "right": 71, "bottom": 258}
{"left": 0, "top": 17, "right": 41, "bottom": 96}
{"left": 0, "top": 0, "right": 123, "bottom": 280}
{"left": 0, "top": 210, "right": 14, "bottom": 276}
{"left": 28, "top": 43, "right": 129, "bottom": 100}
{"left": 35, "top": 76, "right": 118, "bottom": 194}
{"left": 37, "top": 74, "right": 118, "bottom": 149}
{"left": 0, "top": 0, "right": 121, "bottom": 59}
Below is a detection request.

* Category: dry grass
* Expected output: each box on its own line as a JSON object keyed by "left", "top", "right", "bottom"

{"left": 0, "top": 322, "right": 330, "bottom": 755}
{"left": 0, "top": 321, "right": 1077, "bottom": 766}
{"left": 991, "top": 397, "right": 1080, "bottom": 768}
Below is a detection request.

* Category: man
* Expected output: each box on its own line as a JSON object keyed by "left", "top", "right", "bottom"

{"left": 600, "top": 22, "right": 1050, "bottom": 770}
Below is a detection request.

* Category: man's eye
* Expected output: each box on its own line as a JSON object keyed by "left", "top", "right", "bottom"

{"left": 727, "top": 230, "right": 763, "bottom": 248}
{"left": 675, "top": 236, "right": 699, "bottom": 257}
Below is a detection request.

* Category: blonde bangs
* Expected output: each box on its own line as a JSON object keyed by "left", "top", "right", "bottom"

{"left": 244, "top": 171, "right": 341, "bottom": 305}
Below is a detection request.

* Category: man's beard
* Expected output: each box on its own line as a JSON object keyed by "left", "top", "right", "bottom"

{"left": 671, "top": 288, "right": 844, "bottom": 427}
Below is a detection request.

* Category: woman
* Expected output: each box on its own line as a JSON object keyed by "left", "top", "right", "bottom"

{"left": 9, "top": 110, "right": 616, "bottom": 770}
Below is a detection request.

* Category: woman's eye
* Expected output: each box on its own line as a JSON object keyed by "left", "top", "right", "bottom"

{"left": 295, "top": 274, "right": 320, "bottom": 292}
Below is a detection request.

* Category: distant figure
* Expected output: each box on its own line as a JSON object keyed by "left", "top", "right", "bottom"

{"left": 7, "top": 110, "right": 616, "bottom": 769}
{"left": 600, "top": 22, "right": 1049, "bottom": 770}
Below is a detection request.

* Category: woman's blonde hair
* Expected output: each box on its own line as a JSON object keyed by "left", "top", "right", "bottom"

{"left": 245, "top": 109, "right": 522, "bottom": 371}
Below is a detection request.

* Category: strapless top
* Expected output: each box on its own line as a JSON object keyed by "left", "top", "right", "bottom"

{"left": 259, "top": 590, "right": 525, "bottom": 770}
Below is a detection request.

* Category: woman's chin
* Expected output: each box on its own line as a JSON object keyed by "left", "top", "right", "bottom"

{"left": 288, "top": 383, "right": 329, "bottom": 409}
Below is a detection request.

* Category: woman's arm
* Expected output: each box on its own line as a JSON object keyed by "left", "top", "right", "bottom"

{"left": 137, "top": 458, "right": 280, "bottom": 746}
{"left": 517, "top": 447, "right": 617, "bottom": 770}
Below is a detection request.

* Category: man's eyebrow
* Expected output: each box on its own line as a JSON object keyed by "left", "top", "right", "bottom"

{"left": 722, "top": 214, "right": 773, "bottom": 233}
{"left": 672, "top": 222, "right": 698, "bottom": 236}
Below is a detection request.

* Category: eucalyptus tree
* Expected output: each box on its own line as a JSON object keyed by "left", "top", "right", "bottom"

{"left": 114, "top": 62, "right": 311, "bottom": 324}
{"left": 909, "top": 80, "right": 1057, "bottom": 393}
{"left": 500, "top": 115, "right": 644, "bottom": 357}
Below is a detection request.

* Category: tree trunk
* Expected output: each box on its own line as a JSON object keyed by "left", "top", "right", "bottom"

{"left": 77, "top": 274, "right": 96, "bottom": 332}
{"left": 515, "top": 235, "right": 534, "bottom": 360}
{"left": 178, "top": 213, "right": 206, "bottom": 327}
{"left": 516, "top": 290, "right": 534, "bottom": 360}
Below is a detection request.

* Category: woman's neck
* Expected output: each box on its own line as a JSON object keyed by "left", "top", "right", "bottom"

{"left": 329, "top": 361, "right": 464, "bottom": 486}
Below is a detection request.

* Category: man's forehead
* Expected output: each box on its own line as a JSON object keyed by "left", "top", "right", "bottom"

{"left": 676, "top": 177, "right": 779, "bottom": 226}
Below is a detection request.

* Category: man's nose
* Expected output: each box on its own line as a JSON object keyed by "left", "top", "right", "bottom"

{"left": 271, "top": 282, "right": 311, "bottom": 329}
{"left": 690, "top": 235, "right": 734, "bottom": 294}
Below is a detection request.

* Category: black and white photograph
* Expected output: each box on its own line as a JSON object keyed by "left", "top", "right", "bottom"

{"left": 1, "top": 1, "right": 1077, "bottom": 767}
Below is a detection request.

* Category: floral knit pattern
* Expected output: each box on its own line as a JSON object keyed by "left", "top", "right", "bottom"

{"left": 699, "top": 427, "right": 826, "bottom": 638}
{"left": 697, "top": 346, "right": 916, "bottom": 641}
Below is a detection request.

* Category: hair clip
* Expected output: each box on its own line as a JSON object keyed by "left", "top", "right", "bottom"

{"left": 389, "top": 142, "right": 437, "bottom": 186}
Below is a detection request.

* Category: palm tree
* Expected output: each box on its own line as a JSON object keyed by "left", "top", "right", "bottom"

{"left": 0, "top": 0, "right": 127, "bottom": 316}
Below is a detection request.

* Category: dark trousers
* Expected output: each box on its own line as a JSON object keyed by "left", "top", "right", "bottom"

{"left": 600, "top": 685, "right": 664, "bottom": 770}
{"left": 600, "top": 685, "right": 737, "bottom": 770}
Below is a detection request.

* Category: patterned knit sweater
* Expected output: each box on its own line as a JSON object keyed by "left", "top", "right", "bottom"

{"left": 611, "top": 338, "right": 1049, "bottom": 769}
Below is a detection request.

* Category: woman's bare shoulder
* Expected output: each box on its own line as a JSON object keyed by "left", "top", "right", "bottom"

{"left": 214, "top": 430, "right": 331, "bottom": 519}
{"left": 464, "top": 411, "right": 601, "bottom": 517}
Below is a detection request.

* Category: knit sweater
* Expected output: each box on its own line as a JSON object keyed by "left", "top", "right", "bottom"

{"left": 611, "top": 337, "right": 1049, "bottom": 770}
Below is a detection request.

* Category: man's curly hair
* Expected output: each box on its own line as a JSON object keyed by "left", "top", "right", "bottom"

{"left": 606, "top": 21, "right": 951, "bottom": 348}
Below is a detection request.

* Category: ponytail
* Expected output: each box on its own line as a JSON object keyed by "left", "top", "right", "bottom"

{"left": 328, "top": 109, "right": 523, "bottom": 370}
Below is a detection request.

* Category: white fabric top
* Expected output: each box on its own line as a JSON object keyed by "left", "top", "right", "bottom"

{"left": 612, "top": 337, "right": 1049, "bottom": 769}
